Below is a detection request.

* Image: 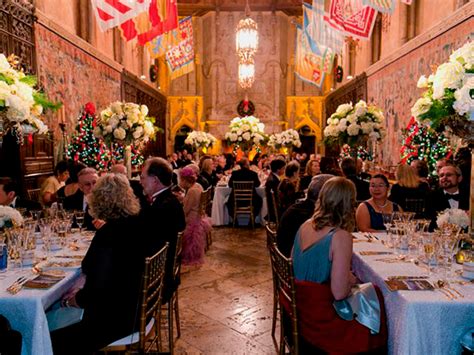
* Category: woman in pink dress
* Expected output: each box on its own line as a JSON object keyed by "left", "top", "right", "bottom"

{"left": 178, "top": 166, "right": 211, "bottom": 265}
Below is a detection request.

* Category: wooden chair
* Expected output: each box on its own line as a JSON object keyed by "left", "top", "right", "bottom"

{"left": 163, "top": 232, "right": 183, "bottom": 354}
{"left": 270, "top": 189, "right": 280, "bottom": 227}
{"left": 199, "top": 188, "right": 213, "bottom": 251}
{"left": 268, "top": 242, "right": 299, "bottom": 355}
{"left": 265, "top": 222, "right": 279, "bottom": 347}
{"left": 232, "top": 181, "right": 255, "bottom": 228}
{"left": 404, "top": 198, "right": 426, "bottom": 217}
{"left": 27, "top": 188, "right": 41, "bottom": 202}
{"left": 205, "top": 187, "right": 213, "bottom": 248}
{"left": 102, "top": 243, "right": 169, "bottom": 353}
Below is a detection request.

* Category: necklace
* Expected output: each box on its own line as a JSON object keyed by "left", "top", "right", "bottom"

{"left": 373, "top": 199, "right": 388, "bottom": 209}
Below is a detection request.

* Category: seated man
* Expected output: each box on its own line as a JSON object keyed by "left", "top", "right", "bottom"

{"left": 341, "top": 157, "right": 370, "bottom": 201}
{"left": 265, "top": 159, "right": 286, "bottom": 223}
{"left": 0, "top": 177, "right": 41, "bottom": 211}
{"left": 226, "top": 158, "right": 263, "bottom": 224}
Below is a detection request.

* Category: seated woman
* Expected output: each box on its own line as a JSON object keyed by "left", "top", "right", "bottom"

{"left": 292, "top": 177, "right": 387, "bottom": 353}
{"left": 356, "top": 174, "right": 401, "bottom": 232}
{"left": 50, "top": 173, "right": 146, "bottom": 354}
{"left": 56, "top": 162, "right": 86, "bottom": 202}
{"left": 179, "top": 166, "right": 211, "bottom": 266}
{"left": 40, "top": 161, "right": 70, "bottom": 206}
{"left": 299, "top": 159, "right": 320, "bottom": 191}
{"left": 278, "top": 161, "right": 303, "bottom": 214}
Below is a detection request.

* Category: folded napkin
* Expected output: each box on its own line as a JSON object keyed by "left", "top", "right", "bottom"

{"left": 333, "top": 283, "right": 381, "bottom": 334}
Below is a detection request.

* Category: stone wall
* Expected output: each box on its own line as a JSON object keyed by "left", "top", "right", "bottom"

{"left": 366, "top": 10, "right": 473, "bottom": 167}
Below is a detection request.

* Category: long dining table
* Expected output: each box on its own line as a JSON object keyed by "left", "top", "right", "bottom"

{"left": 352, "top": 232, "right": 474, "bottom": 355}
{"left": 0, "top": 232, "right": 90, "bottom": 355}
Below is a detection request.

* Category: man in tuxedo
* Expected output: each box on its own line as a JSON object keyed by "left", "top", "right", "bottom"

{"left": 426, "top": 164, "right": 469, "bottom": 229}
{"left": 265, "top": 159, "right": 286, "bottom": 223}
{"left": 0, "top": 177, "right": 41, "bottom": 211}
{"left": 63, "top": 168, "right": 103, "bottom": 230}
{"left": 140, "top": 157, "right": 185, "bottom": 302}
{"left": 227, "top": 158, "right": 263, "bottom": 223}
{"left": 170, "top": 153, "right": 179, "bottom": 170}
{"left": 341, "top": 158, "right": 370, "bottom": 201}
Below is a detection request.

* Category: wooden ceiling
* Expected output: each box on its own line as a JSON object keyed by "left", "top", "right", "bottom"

{"left": 177, "top": 0, "right": 309, "bottom": 17}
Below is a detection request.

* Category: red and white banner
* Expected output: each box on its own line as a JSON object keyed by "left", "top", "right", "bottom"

{"left": 91, "top": 0, "right": 151, "bottom": 32}
{"left": 326, "top": 0, "right": 378, "bottom": 40}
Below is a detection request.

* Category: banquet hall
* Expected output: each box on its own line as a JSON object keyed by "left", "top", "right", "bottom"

{"left": 0, "top": 0, "right": 473, "bottom": 354}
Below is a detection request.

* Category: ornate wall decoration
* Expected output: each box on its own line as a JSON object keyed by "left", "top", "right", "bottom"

{"left": 286, "top": 96, "right": 324, "bottom": 140}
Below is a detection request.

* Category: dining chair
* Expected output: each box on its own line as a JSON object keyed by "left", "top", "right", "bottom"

{"left": 265, "top": 222, "right": 280, "bottom": 347}
{"left": 205, "top": 187, "right": 213, "bottom": 247}
{"left": 101, "top": 243, "right": 169, "bottom": 353}
{"left": 199, "top": 188, "right": 213, "bottom": 251}
{"left": 404, "top": 198, "right": 426, "bottom": 217}
{"left": 270, "top": 189, "right": 280, "bottom": 227}
{"left": 268, "top": 242, "right": 299, "bottom": 355}
{"left": 232, "top": 181, "right": 255, "bottom": 228}
{"left": 27, "top": 188, "right": 41, "bottom": 202}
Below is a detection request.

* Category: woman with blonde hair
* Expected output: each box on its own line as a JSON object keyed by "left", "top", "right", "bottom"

{"left": 51, "top": 173, "right": 147, "bottom": 354}
{"left": 300, "top": 159, "right": 320, "bottom": 191}
{"left": 389, "top": 164, "right": 430, "bottom": 213}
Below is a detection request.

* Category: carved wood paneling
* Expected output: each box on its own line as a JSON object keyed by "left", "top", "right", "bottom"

{"left": 121, "top": 70, "right": 167, "bottom": 158}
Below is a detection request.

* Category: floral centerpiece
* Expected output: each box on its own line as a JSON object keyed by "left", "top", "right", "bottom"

{"left": 411, "top": 40, "right": 473, "bottom": 141}
{"left": 324, "top": 100, "right": 385, "bottom": 148}
{"left": 268, "top": 129, "right": 302, "bottom": 151}
{"left": 0, "top": 206, "right": 23, "bottom": 230}
{"left": 184, "top": 131, "right": 217, "bottom": 150}
{"left": 0, "top": 54, "right": 60, "bottom": 143}
{"left": 437, "top": 208, "right": 470, "bottom": 230}
{"left": 225, "top": 115, "right": 266, "bottom": 152}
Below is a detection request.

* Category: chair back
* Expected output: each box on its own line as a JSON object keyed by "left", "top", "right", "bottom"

{"left": 265, "top": 222, "right": 278, "bottom": 249}
{"left": 270, "top": 189, "right": 280, "bottom": 226}
{"left": 27, "top": 188, "right": 41, "bottom": 202}
{"left": 268, "top": 243, "right": 299, "bottom": 354}
{"left": 139, "top": 243, "right": 169, "bottom": 352}
{"left": 173, "top": 232, "right": 184, "bottom": 280}
{"left": 199, "top": 188, "right": 211, "bottom": 217}
{"left": 404, "top": 198, "right": 425, "bottom": 216}
{"left": 233, "top": 181, "right": 254, "bottom": 209}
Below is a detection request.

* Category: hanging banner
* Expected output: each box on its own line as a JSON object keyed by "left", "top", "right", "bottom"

{"left": 147, "top": 28, "right": 179, "bottom": 58}
{"left": 91, "top": 0, "right": 151, "bottom": 32}
{"left": 295, "top": 25, "right": 325, "bottom": 88}
{"left": 166, "top": 16, "right": 195, "bottom": 80}
{"left": 326, "top": 0, "right": 378, "bottom": 40}
{"left": 363, "top": 0, "right": 396, "bottom": 14}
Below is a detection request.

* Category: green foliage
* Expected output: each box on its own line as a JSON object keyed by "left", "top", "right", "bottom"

{"left": 33, "top": 92, "right": 62, "bottom": 111}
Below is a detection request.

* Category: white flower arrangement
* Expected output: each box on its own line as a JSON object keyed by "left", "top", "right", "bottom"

{"left": 0, "top": 206, "right": 23, "bottom": 229}
{"left": 268, "top": 129, "right": 302, "bottom": 150}
{"left": 184, "top": 131, "right": 217, "bottom": 149}
{"left": 324, "top": 100, "right": 385, "bottom": 147}
{"left": 0, "top": 54, "right": 58, "bottom": 142}
{"left": 411, "top": 40, "right": 474, "bottom": 129}
{"left": 95, "top": 102, "right": 158, "bottom": 146}
{"left": 225, "top": 115, "right": 266, "bottom": 150}
{"left": 437, "top": 208, "right": 470, "bottom": 229}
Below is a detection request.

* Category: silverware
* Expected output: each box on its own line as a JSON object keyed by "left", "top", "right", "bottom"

{"left": 6, "top": 276, "right": 29, "bottom": 294}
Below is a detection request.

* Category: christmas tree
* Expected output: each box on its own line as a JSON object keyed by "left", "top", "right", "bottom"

{"left": 66, "top": 103, "right": 111, "bottom": 171}
{"left": 400, "top": 117, "right": 452, "bottom": 176}
{"left": 110, "top": 143, "right": 145, "bottom": 169}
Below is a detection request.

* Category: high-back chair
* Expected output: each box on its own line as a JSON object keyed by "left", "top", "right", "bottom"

{"left": 199, "top": 188, "right": 213, "bottom": 251}
{"left": 404, "top": 198, "right": 426, "bottom": 218}
{"left": 265, "top": 222, "right": 280, "bottom": 346}
{"left": 27, "top": 188, "right": 41, "bottom": 202}
{"left": 270, "top": 188, "right": 280, "bottom": 227}
{"left": 268, "top": 242, "right": 299, "bottom": 355}
{"left": 232, "top": 181, "right": 255, "bottom": 228}
{"left": 102, "top": 243, "right": 169, "bottom": 353}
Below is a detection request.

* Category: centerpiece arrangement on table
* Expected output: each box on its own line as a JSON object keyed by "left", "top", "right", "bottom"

{"left": 0, "top": 206, "right": 23, "bottom": 230}
{"left": 184, "top": 130, "right": 217, "bottom": 156}
{"left": 225, "top": 115, "right": 266, "bottom": 154}
{"left": 324, "top": 100, "right": 385, "bottom": 156}
{"left": 268, "top": 129, "right": 302, "bottom": 154}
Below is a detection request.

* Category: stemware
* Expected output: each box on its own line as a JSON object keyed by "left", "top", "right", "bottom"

{"left": 74, "top": 210, "right": 85, "bottom": 233}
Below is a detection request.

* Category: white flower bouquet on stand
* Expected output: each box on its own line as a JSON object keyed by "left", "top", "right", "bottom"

{"left": 411, "top": 40, "right": 473, "bottom": 141}
{"left": 225, "top": 116, "right": 266, "bottom": 153}
{"left": 324, "top": 100, "right": 385, "bottom": 149}
{"left": 268, "top": 129, "right": 302, "bottom": 152}
{"left": 185, "top": 131, "right": 217, "bottom": 151}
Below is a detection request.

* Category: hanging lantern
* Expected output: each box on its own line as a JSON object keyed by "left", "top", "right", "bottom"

{"left": 238, "top": 62, "right": 255, "bottom": 90}
{"left": 235, "top": 17, "right": 259, "bottom": 63}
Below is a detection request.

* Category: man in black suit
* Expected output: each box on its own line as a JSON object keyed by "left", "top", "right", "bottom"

{"left": 265, "top": 159, "right": 286, "bottom": 223}
{"left": 140, "top": 157, "right": 185, "bottom": 302}
{"left": 63, "top": 168, "right": 103, "bottom": 230}
{"left": 226, "top": 158, "right": 263, "bottom": 223}
{"left": 426, "top": 164, "right": 469, "bottom": 229}
{"left": 341, "top": 157, "right": 370, "bottom": 201}
{"left": 0, "top": 177, "right": 41, "bottom": 211}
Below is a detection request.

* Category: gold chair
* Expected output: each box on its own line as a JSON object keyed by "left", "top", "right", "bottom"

{"left": 27, "top": 188, "right": 41, "bottom": 202}
{"left": 232, "top": 181, "right": 255, "bottom": 228}
{"left": 205, "top": 187, "right": 213, "bottom": 247}
{"left": 162, "top": 232, "right": 183, "bottom": 354}
{"left": 268, "top": 242, "right": 299, "bottom": 355}
{"left": 199, "top": 188, "right": 213, "bottom": 251}
{"left": 102, "top": 243, "right": 169, "bottom": 353}
{"left": 404, "top": 198, "right": 426, "bottom": 216}
{"left": 270, "top": 188, "right": 280, "bottom": 227}
{"left": 265, "top": 222, "right": 279, "bottom": 347}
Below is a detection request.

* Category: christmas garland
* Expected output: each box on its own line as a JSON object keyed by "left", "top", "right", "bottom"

{"left": 237, "top": 99, "right": 255, "bottom": 117}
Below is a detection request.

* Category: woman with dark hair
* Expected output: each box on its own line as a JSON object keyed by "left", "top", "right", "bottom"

{"left": 40, "top": 160, "right": 70, "bottom": 206}
{"left": 319, "top": 156, "right": 343, "bottom": 176}
{"left": 56, "top": 161, "right": 87, "bottom": 201}
{"left": 356, "top": 174, "right": 401, "bottom": 232}
{"left": 278, "top": 161, "right": 303, "bottom": 213}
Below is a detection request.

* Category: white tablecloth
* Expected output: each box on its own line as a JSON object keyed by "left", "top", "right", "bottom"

{"left": 352, "top": 232, "right": 474, "bottom": 355}
{"left": 211, "top": 186, "right": 267, "bottom": 226}
{"left": 0, "top": 233, "right": 89, "bottom": 355}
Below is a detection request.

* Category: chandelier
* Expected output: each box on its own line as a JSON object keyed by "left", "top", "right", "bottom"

{"left": 236, "top": 0, "right": 258, "bottom": 90}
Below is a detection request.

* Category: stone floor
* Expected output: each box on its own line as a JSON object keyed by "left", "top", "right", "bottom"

{"left": 173, "top": 226, "right": 279, "bottom": 354}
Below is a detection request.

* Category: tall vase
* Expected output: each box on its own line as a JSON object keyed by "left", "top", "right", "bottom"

{"left": 124, "top": 145, "right": 132, "bottom": 179}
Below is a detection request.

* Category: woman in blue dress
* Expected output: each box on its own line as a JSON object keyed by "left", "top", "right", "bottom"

{"left": 356, "top": 174, "right": 401, "bottom": 232}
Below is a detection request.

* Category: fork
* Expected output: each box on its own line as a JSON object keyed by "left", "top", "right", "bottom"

{"left": 7, "top": 277, "right": 29, "bottom": 295}
{"left": 6, "top": 276, "right": 27, "bottom": 292}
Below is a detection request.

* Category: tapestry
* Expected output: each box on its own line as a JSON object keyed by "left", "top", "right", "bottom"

{"left": 166, "top": 16, "right": 195, "bottom": 80}
{"left": 363, "top": 0, "right": 396, "bottom": 14}
{"left": 91, "top": 0, "right": 151, "bottom": 32}
{"left": 326, "top": 0, "right": 378, "bottom": 40}
{"left": 147, "top": 27, "right": 179, "bottom": 58}
{"left": 295, "top": 25, "right": 325, "bottom": 87}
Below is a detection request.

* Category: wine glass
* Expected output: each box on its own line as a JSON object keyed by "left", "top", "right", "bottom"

{"left": 74, "top": 210, "right": 85, "bottom": 233}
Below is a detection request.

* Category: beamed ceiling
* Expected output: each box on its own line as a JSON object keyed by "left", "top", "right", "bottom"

{"left": 177, "top": 0, "right": 310, "bottom": 16}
